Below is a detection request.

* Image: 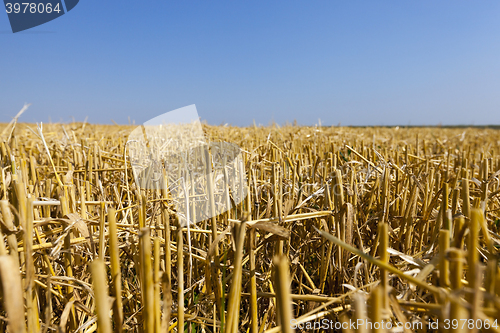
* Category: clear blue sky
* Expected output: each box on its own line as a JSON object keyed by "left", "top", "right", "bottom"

{"left": 1, "top": 1, "right": 500, "bottom": 126}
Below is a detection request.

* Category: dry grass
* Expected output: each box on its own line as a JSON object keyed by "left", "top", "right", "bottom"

{"left": 0, "top": 122, "right": 500, "bottom": 332}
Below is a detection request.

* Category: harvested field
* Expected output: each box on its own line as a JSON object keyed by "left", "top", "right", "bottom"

{"left": 0, "top": 122, "right": 500, "bottom": 332}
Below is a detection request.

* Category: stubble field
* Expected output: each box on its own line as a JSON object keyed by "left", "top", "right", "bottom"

{"left": 0, "top": 122, "right": 500, "bottom": 333}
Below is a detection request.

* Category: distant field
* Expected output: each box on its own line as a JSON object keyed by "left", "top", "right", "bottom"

{"left": 0, "top": 123, "right": 499, "bottom": 332}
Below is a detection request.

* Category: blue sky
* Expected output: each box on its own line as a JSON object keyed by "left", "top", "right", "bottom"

{"left": 1, "top": 1, "right": 500, "bottom": 126}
